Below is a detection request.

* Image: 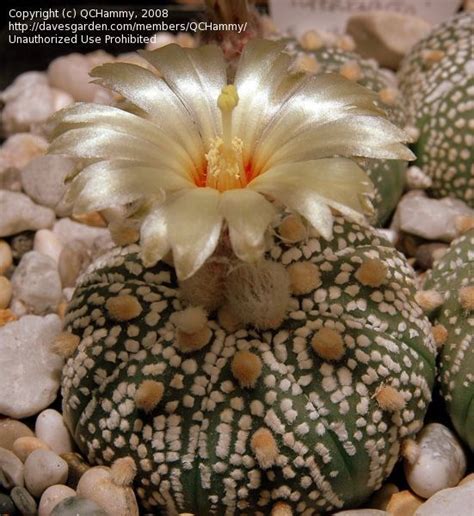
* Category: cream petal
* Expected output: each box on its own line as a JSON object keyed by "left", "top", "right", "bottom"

{"left": 249, "top": 158, "right": 375, "bottom": 238}
{"left": 252, "top": 73, "right": 413, "bottom": 173}
{"left": 50, "top": 103, "right": 195, "bottom": 175}
{"left": 68, "top": 160, "right": 194, "bottom": 213}
{"left": 220, "top": 189, "right": 276, "bottom": 262}
{"left": 91, "top": 62, "right": 204, "bottom": 164}
{"left": 165, "top": 188, "right": 223, "bottom": 279}
{"left": 139, "top": 45, "right": 227, "bottom": 145}
{"left": 140, "top": 205, "right": 170, "bottom": 268}
{"left": 49, "top": 126, "right": 172, "bottom": 165}
{"left": 232, "top": 39, "right": 305, "bottom": 166}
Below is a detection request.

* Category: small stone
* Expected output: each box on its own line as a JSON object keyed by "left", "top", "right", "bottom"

{"left": 10, "top": 232, "right": 34, "bottom": 260}
{"left": 39, "top": 485, "right": 76, "bottom": 516}
{"left": 35, "top": 409, "right": 73, "bottom": 455}
{"left": 8, "top": 300, "right": 27, "bottom": 319}
{"left": 0, "top": 447, "right": 24, "bottom": 488}
{"left": 58, "top": 241, "right": 91, "bottom": 288}
{"left": 386, "top": 490, "right": 423, "bottom": 516}
{"left": 406, "top": 166, "right": 433, "bottom": 190}
{"left": 53, "top": 218, "right": 113, "bottom": 251}
{"left": 21, "top": 156, "right": 76, "bottom": 216}
{"left": 0, "top": 241, "right": 13, "bottom": 275}
{"left": 404, "top": 423, "right": 466, "bottom": 498}
{"left": 0, "top": 419, "right": 34, "bottom": 451}
{"left": 76, "top": 466, "right": 139, "bottom": 516}
{"left": 0, "top": 71, "right": 48, "bottom": 103}
{"left": 48, "top": 53, "right": 112, "bottom": 103}
{"left": 1, "top": 133, "right": 48, "bottom": 168}
{"left": 0, "top": 314, "right": 63, "bottom": 418}
{"left": 50, "top": 496, "right": 107, "bottom": 516}
{"left": 0, "top": 161, "right": 21, "bottom": 191}
{"left": 11, "top": 251, "right": 62, "bottom": 314}
{"left": 368, "top": 483, "right": 399, "bottom": 510}
{"left": 395, "top": 195, "right": 474, "bottom": 242}
{"left": 0, "top": 493, "right": 15, "bottom": 515}
{"left": 11, "top": 486, "right": 37, "bottom": 515}
{"left": 60, "top": 453, "right": 90, "bottom": 490}
{"left": 24, "top": 449, "right": 68, "bottom": 497}
{"left": 415, "top": 243, "right": 448, "bottom": 270}
{"left": 0, "top": 309, "right": 17, "bottom": 326}
{"left": 13, "top": 436, "right": 50, "bottom": 462}
{"left": 34, "top": 230, "right": 64, "bottom": 264}
{"left": 0, "top": 191, "right": 55, "bottom": 237}
{"left": 414, "top": 480, "right": 474, "bottom": 515}
{"left": 347, "top": 11, "right": 431, "bottom": 69}
{"left": 0, "top": 276, "right": 12, "bottom": 309}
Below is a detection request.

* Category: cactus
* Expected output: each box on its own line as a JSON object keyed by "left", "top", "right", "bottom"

{"left": 398, "top": 13, "right": 473, "bottom": 206}
{"left": 423, "top": 228, "right": 474, "bottom": 451}
{"left": 59, "top": 215, "right": 436, "bottom": 514}
{"left": 289, "top": 39, "right": 409, "bottom": 225}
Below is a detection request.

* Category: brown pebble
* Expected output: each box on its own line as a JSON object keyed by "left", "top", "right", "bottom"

{"left": 368, "top": 483, "right": 399, "bottom": 510}
{"left": 415, "top": 243, "right": 448, "bottom": 270}
{"left": 0, "top": 419, "right": 34, "bottom": 451}
{"left": 386, "top": 490, "right": 423, "bottom": 516}
{"left": 459, "top": 473, "right": 474, "bottom": 486}
{"left": 72, "top": 211, "right": 107, "bottom": 227}
{"left": 0, "top": 276, "right": 12, "bottom": 309}
{"left": 0, "top": 241, "right": 13, "bottom": 275}
{"left": 0, "top": 309, "right": 17, "bottom": 327}
{"left": 60, "top": 452, "right": 90, "bottom": 489}
{"left": 13, "top": 436, "right": 50, "bottom": 462}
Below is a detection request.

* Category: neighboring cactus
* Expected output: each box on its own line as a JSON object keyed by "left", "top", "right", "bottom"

{"left": 289, "top": 37, "right": 409, "bottom": 225}
{"left": 398, "top": 13, "right": 474, "bottom": 206}
{"left": 59, "top": 216, "right": 436, "bottom": 514}
{"left": 423, "top": 228, "right": 474, "bottom": 451}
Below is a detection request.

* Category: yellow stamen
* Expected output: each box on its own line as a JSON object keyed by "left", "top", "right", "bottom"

{"left": 205, "top": 84, "right": 245, "bottom": 191}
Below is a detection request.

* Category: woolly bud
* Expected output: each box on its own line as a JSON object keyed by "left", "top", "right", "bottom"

{"left": 432, "top": 324, "right": 448, "bottom": 348}
{"left": 401, "top": 438, "right": 420, "bottom": 465}
{"left": 375, "top": 385, "right": 406, "bottom": 412}
{"left": 459, "top": 285, "right": 474, "bottom": 311}
{"left": 311, "top": 327, "right": 345, "bottom": 361}
{"left": 231, "top": 351, "right": 262, "bottom": 388}
{"left": 251, "top": 428, "right": 279, "bottom": 469}
{"left": 170, "top": 306, "right": 208, "bottom": 334}
{"left": 111, "top": 457, "right": 137, "bottom": 486}
{"left": 415, "top": 290, "right": 443, "bottom": 313}
{"left": 51, "top": 332, "right": 80, "bottom": 358}
{"left": 271, "top": 501, "right": 293, "bottom": 516}
{"left": 135, "top": 380, "right": 164, "bottom": 413}
{"left": 106, "top": 294, "right": 142, "bottom": 321}
{"left": 287, "top": 261, "right": 321, "bottom": 295}
{"left": 355, "top": 258, "right": 388, "bottom": 287}
{"left": 278, "top": 214, "right": 307, "bottom": 243}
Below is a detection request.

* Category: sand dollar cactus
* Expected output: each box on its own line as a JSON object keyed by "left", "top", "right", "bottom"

{"left": 398, "top": 13, "right": 474, "bottom": 205}
{"left": 290, "top": 37, "right": 410, "bottom": 225}
{"left": 60, "top": 216, "right": 436, "bottom": 514}
{"left": 423, "top": 228, "right": 474, "bottom": 450}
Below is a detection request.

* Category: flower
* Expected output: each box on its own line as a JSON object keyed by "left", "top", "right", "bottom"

{"left": 50, "top": 40, "right": 413, "bottom": 279}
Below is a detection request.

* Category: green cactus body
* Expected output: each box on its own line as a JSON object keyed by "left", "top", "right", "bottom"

{"left": 289, "top": 43, "right": 408, "bottom": 225}
{"left": 423, "top": 229, "right": 474, "bottom": 451}
{"left": 61, "top": 217, "right": 436, "bottom": 514}
{"left": 398, "top": 13, "right": 474, "bottom": 205}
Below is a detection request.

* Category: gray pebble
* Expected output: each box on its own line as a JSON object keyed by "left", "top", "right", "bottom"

{"left": 11, "top": 486, "right": 37, "bottom": 515}
{"left": 0, "top": 447, "right": 24, "bottom": 488}
{"left": 24, "top": 450, "right": 68, "bottom": 497}
{"left": 0, "top": 492, "right": 16, "bottom": 514}
{"left": 50, "top": 496, "right": 107, "bottom": 516}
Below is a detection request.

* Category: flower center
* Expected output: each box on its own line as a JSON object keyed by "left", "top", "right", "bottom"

{"left": 205, "top": 85, "right": 246, "bottom": 192}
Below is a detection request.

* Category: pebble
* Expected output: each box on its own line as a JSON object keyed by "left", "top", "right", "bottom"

{"left": 58, "top": 241, "right": 91, "bottom": 288}
{"left": 24, "top": 449, "right": 68, "bottom": 497}
{"left": 48, "top": 53, "right": 113, "bottom": 103}
{"left": 77, "top": 466, "right": 139, "bottom": 516}
{"left": 0, "top": 241, "right": 13, "bottom": 275}
{"left": 386, "top": 490, "right": 423, "bottom": 516}
{"left": 346, "top": 11, "right": 431, "bottom": 68}
{"left": 0, "top": 162, "right": 22, "bottom": 191}
{"left": 0, "top": 447, "right": 24, "bottom": 488}
{"left": 39, "top": 485, "right": 76, "bottom": 516}
{"left": 11, "top": 251, "right": 62, "bottom": 314}
{"left": 11, "top": 485, "right": 37, "bottom": 515}
{"left": 21, "top": 156, "right": 76, "bottom": 216}
{"left": 0, "top": 493, "right": 16, "bottom": 514}
{"left": 34, "top": 230, "right": 64, "bottom": 264}
{"left": 404, "top": 423, "right": 467, "bottom": 498}
{"left": 0, "top": 191, "right": 55, "bottom": 238}
{"left": 394, "top": 195, "right": 474, "bottom": 242}
{"left": 415, "top": 243, "right": 448, "bottom": 270}
{"left": 13, "top": 436, "right": 50, "bottom": 462}
{"left": 60, "top": 453, "right": 90, "bottom": 489}
{"left": 406, "top": 166, "right": 433, "bottom": 190}
{"left": 10, "top": 232, "right": 34, "bottom": 260}
{"left": 414, "top": 480, "right": 474, "bottom": 516}
{"left": 0, "top": 276, "right": 12, "bottom": 309}
{"left": 0, "top": 308, "right": 17, "bottom": 326}
{"left": 53, "top": 218, "right": 113, "bottom": 252}
{"left": 9, "top": 299, "right": 28, "bottom": 318}
{"left": 0, "top": 314, "right": 63, "bottom": 418}
{"left": 0, "top": 419, "right": 34, "bottom": 451}
{"left": 35, "top": 409, "right": 73, "bottom": 455}
{"left": 0, "top": 71, "right": 48, "bottom": 103}
{"left": 368, "top": 483, "right": 399, "bottom": 510}
{"left": 50, "top": 496, "right": 107, "bottom": 516}
{"left": 1, "top": 83, "right": 58, "bottom": 135}
{"left": 1, "top": 133, "right": 48, "bottom": 168}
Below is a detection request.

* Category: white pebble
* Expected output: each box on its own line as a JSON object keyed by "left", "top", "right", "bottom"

{"left": 405, "top": 423, "right": 466, "bottom": 498}
{"left": 35, "top": 409, "right": 73, "bottom": 455}
{"left": 38, "top": 484, "right": 76, "bottom": 516}
{"left": 415, "top": 480, "right": 474, "bottom": 516}
{"left": 24, "top": 449, "right": 68, "bottom": 497}
{"left": 34, "top": 230, "right": 64, "bottom": 264}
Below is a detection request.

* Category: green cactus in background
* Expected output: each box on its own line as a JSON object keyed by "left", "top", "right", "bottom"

{"left": 423, "top": 228, "right": 474, "bottom": 451}
{"left": 398, "top": 13, "right": 473, "bottom": 206}
{"left": 59, "top": 216, "right": 436, "bottom": 514}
